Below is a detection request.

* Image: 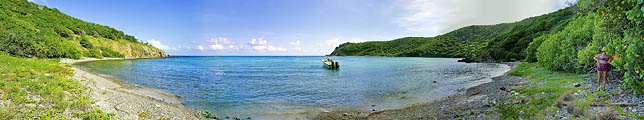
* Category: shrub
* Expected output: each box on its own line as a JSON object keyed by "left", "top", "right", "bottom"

{"left": 482, "top": 7, "right": 574, "bottom": 62}
{"left": 537, "top": 15, "right": 596, "bottom": 72}
{"left": 495, "top": 98, "right": 521, "bottom": 119}
{"left": 99, "top": 47, "right": 124, "bottom": 58}
{"left": 80, "top": 38, "right": 93, "bottom": 49}
{"left": 524, "top": 34, "right": 547, "bottom": 62}
{"left": 575, "top": 0, "right": 644, "bottom": 93}
{"left": 85, "top": 48, "right": 103, "bottom": 59}
{"left": 73, "top": 110, "right": 115, "bottom": 120}
{"left": 138, "top": 112, "right": 151, "bottom": 118}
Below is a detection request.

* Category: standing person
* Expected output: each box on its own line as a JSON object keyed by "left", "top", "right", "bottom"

{"left": 594, "top": 47, "right": 612, "bottom": 91}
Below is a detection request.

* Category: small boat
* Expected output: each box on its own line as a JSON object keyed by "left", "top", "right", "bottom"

{"left": 322, "top": 58, "right": 340, "bottom": 69}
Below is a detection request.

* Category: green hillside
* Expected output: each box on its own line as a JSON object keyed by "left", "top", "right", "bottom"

{"left": 330, "top": 22, "right": 518, "bottom": 58}
{"left": 330, "top": 8, "right": 574, "bottom": 59}
{"left": 480, "top": 7, "right": 574, "bottom": 62}
{"left": 0, "top": 0, "right": 166, "bottom": 59}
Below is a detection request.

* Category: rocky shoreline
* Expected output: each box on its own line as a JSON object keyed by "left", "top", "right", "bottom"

{"left": 315, "top": 62, "right": 644, "bottom": 120}
{"left": 68, "top": 58, "right": 644, "bottom": 120}
{"left": 546, "top": 69, "right": 644, "bottom": 119}
{"left": 63, "top": 58, "right": 203, "bottom": 119}
{"left": 314, "top": 62, "right": 520, "bottom": 120}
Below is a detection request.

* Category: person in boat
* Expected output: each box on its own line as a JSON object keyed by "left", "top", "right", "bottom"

{"left": 593, "top": 47, "right": 612, "bottom": 91}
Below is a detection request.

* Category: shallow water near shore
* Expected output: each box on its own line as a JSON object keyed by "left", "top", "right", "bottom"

{"left": 76, "top": 56, "right": 509, "bottom": 119}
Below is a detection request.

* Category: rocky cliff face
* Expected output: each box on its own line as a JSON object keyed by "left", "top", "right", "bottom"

{"left": 87, "top": 36, "right": 168, "bottom": 58}
{"left": 114, "top": 43, "right": 167, "bottom": 58}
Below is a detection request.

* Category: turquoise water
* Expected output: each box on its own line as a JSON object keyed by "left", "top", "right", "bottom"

{"left": 76, "top": 56, "right": 509, "bottom": 119}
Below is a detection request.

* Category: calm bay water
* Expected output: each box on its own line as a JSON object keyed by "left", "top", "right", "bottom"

{"left": 76, "top": 56, "right": 509, "bottom": 119}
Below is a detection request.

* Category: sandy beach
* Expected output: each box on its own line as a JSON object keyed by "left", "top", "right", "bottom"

{"left": 315, "top": 62, "right": 521, "bottom": 120}
{"left": 63, "top": 58, "right": 202, "bottom": 120}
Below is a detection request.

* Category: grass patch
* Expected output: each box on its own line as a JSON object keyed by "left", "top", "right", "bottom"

{"left": 73, "top": 109, "right": 115, "bottom": 120}
{"left": 138, "top": 112, "right": 151, "bottom": 118}
{"left": 0, "top": 55, "right": 114, "bottom": 119}
{"left": 497, "top": 62, "right": 588, "bottom": 119}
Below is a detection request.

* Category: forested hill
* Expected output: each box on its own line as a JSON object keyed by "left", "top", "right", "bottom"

{"left": 329, "top": 23, "right": 517, "bottom": 57}
{"left": 329, "top": 7, "right": 573, "bottom": 59}
{"left": 330, "top": 22, "right": 516, "bottom": 57}
{"left": 0, "top": 0, "right": 166, "bottom": 59}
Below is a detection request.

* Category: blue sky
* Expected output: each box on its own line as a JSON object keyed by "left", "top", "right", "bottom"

{"left": 32, "top": 0, "right": 570, "bottom": 56}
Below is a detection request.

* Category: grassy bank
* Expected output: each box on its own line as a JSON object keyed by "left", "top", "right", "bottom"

{"left": 498, "top": 62, "right": 644, "bottom": 119}
{"left": 0, "top": 54, "right": 113, "bottom": 119}
{"left": 497, "top": 62, "right": 586, "bottom": 119}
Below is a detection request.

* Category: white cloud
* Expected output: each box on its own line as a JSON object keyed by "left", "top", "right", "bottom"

{"left": 248, "top": 38, "right": 287, "bottom": 52}
{"left": 397, "top": 0, "right": 445, "bottom": 36}
{"left": 289, "top": 40, "right": 301, "bottom": 46}
{"left": 267, "top": 45, "right": 287, "bottom": 51}
{"left": 147, "top": 39, "right": 176, "bottom": 51}
{"left": 209, "top": 44, "right": 224, "bottom": 50}
{"left": 249, "top": 38, "right": 268, "bottom": 46}
{"left": 397, "top": 0, "right": 567, "bottom": 36}
{"left": 252, "top": 46, "right": 267, "bottom": 51}
{"left": 325, "top": 39, "right": 343, "bottom": 47}
{"left": 289, "top": 40, "right": 302, "bottom": 50}
{"left": 199, "top": 37, "right": 235, "bottom": 51}
{"left": 207, "top": 37, "right": 233, "bottom": 44}
{"left": 197, "top": 45, "right": 205, "bottom": 51}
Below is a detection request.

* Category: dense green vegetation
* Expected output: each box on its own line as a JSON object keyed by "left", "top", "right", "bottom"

{"left": 482, "top": 7, "right": 575, "bottom": 62}
{"left": 0, "top": 0, "right": 164, "bottom": 59}
{"left": 401, "top": 24, "right": 516, "bottom": 58}
{"left": 331, "top": 23, "right": 517, "bottom": 58}
{"left": 579, "top": 0, "right": 644, "bottom": 93}
{"left": 0, "top": 54, "right": 114, "bottom": 119}
{"left": 491, "top": 0, "right": 644, "bottom": 119}
{"left": 535, "top": 14, "right": 597, "bottom": 72}
{"left": 330, "top": 8, "right": 574, "bottom": 59}
{"left": 532, "top": 0, "right": 644, "bottom": 93}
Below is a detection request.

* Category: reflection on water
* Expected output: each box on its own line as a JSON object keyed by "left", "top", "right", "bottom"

{"left": 76, "top": 56, "right": 509, "bottom": 119}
